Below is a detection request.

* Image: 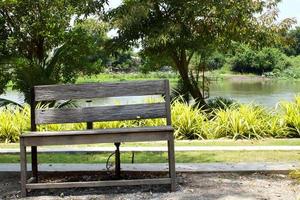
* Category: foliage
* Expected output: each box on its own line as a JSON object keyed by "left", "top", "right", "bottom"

{"left": 284, "top": 27, "right": 300, "bottom": 56}
{"left": 171, "top": 100, "right": 207, "bottom": 139}
{"left": 230, "top": 44, "right": 291, "bottom": 75}
{"left": 207, "top": 97, "right": 236, "bottom": 110}
{"left": 2, "top": 96, "right": 300, "bottom": 142}
{"left": 208, "top": 104, "right": 288, "bottom": 139}
{"left": 0, "top": 1, "right": 108, "bottom": 102}
{"left": 138, "top": 52, "right": 173, "bottom": 74}
{"left": 108, "top": 50, "right": 140, "bottom": 73}
{"left": 289, "top": 170, "right": 300, "bottom": 182}
{"left": 0, "top": 106, "right": 30, "bottom": 143}
{"left": 108, "top": 0, "right": 294, "bottom": 107}
{"left": 265, "top": 56, "right": 300, "bottom": 79}
{"left": 279, "top": 95, "right": 300, "bottom": 137}
{"left": 171, "top": 77, "right": 190, "bottom": 103}
{"left": 77, "top": 72, "right": 178, "bottom": 84}
{"left": 206, "top": 52, "right": 226, "bottom": 71}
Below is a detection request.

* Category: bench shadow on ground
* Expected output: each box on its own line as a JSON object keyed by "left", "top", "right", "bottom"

{"left": 1, "top": 172, "right": 297, "bottom": 199}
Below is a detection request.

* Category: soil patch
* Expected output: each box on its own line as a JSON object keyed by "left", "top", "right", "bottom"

{"left": 1, "top": 171, "right": 299, "bottom": 200}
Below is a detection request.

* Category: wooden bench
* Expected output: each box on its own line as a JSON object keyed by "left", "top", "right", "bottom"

{"left": 19, "top": 80, "right": 176, "bottom": 197}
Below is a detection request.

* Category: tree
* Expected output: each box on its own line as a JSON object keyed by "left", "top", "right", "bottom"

{"left": 108, "top": 0, "right": 294, "bottom": 108}
{"left": 284, "top": 27, "right": 300, "bottom": 56}
{"left": 0, "top": 0, "right": 107, "bottom": 102}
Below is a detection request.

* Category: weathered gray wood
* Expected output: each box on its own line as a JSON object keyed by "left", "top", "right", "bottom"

{"left": 22, "top": 126, "right": 173, "bottom": 137}
{"left": 34, "top": 80, "right": 165, "bottom": 101}
{"left": 168, "top": 133, "right": 176, "bottom": 191}
{"left": 164, "top": 80, "right": 172, "bottom": 126}
{"left": 23, "top": 131, "right": 170, "bottom": 146}
{"left": 26, "top": 178, "right": 172, "bottom": 189}
{"left": 35, "top": 103, "right": 166, "bottom": 124}
{"left": 20, "top": 138, "right": 27, "bottom": 197}
{"left": 20, "top": 80, "right": 176, "bottom": 194}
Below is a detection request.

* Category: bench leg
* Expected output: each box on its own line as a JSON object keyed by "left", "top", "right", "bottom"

{"left": 114, "top": 142, "right": 121, "bottom": 179}
{"left": 168, "top": 134, "right": 176, "bottom": 192}
{"left": 31, "top": 146, "right": 38, "bottom": 182}
{"left": 20, "top": 138, "right": 27, "bottom": 197}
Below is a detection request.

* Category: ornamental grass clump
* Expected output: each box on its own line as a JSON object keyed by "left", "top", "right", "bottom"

{"left": 1, "top": 96, "right": 300, "bottom": 142}
{"left": 0, "top": 106, "right": 30, "bottom": 142}
{"left": 210, "top": 104, "right": 271, "bottom": 139}
{"left": 279, "top": 95, "right": 300, "bottom": 137}
{"left": 171, "top": 100, "right": 208, "bottom": 139}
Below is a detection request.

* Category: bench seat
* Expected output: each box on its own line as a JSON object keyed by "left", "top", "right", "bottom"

{"left": 21, "top": 126, "right": 174, "bottom": 137}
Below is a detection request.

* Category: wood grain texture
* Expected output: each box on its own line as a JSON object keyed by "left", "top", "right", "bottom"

{"left": 20, "top": 138, "right": 27, "bottom": 197}
{"left": 26, "top": 178, "right": 172, "bottom": 189}
{"left": 34, "top": 80, "right": 165, "bottom": 101}
{"left": 21, "top": 80, "right": 176, "bottom": 194}
{"left": 21, "top": 126, "right": 173, "bottom": 137}
{"left": 35, "top": 103, "right": 166, "bottom": 124}
{"left": 164, "top": 80, "right": 172, "bottom": 126}
{"left": 23, "top": 131, "right": 170, "bottom": 146}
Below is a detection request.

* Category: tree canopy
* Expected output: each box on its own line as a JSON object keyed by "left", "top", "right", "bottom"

{"left": 0, "top": 0, "right": 108, "bottom": 102}
{"left": 108, "top": 0, "right": 295, "bottom": 107}
{"left": 285, "top": 27, "right": 300, "bottom": 56}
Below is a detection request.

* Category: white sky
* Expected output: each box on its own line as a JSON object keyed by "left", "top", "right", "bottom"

{"left": 106, "top": 0, "right": 300, "bottom": 26}
{"left": 278, "top": 0, "right": 300, "bottom": 25}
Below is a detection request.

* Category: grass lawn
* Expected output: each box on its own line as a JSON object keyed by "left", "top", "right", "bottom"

{"left": 1, "top": 139, "right": 300, "bottom": 149}
{"left": 76, "top": 72, "right": 178, "bottom": 86}
{"left": 0, "top": 139, "right": 299, "bottom": 163}
{"left": 0, "top": 151, "right": 299, "bottom": 163}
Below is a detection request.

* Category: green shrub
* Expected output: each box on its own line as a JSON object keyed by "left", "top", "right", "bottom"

{"left": 171, "top": 100, "right": 208, "bottom": 139}
{"left": 1, "top": 96, "right": 300, "bottom": 142}
{"left": 207, "top": 97, "right": 237, "bottom": 110}
{"left": 207, "top": 52, "right": 226, "bottom": 70}
{"left": 279, "top": 95, "right": 300, "bottom": 137}
{"left": 231, "top": 45, "right": 290, "bottom": 75}
{"left": 0, "top": 106, "right": 30, "bottom": 142}
{"left": 268, "top": 56, "right": 300, "bottom": 79}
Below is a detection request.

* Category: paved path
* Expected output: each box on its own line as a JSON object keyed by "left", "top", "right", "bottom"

{"left": 1, "top": 146, "right": 300, "bottom": 154}
{"left": 0, "top": 162, "right": 299, "bottom": 173}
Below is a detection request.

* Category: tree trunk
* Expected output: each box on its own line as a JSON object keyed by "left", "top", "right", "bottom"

{"left": 174, "top": 59, "right": 208, "bottom": 109}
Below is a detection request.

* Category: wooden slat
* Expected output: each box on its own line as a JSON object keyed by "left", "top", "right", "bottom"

{"left": 26, "top": 178, "right": 171, "bottom": 189}
{"left": 164, "top": 80, "right": 172, "bottom": 126}
{"left": 21, "top": 126, "right": 173, "bottom": 137}
{"left": 23, "top": 131, "right": 170, "bottom": 146}
{"left": 35, "top": 103, "right": 166, "bottom": 124}
{"left": 34, "top": 80, "right": 165, "bottom": 101}
{"left": 20, "top": 138, "right": 27, "bottom": 197}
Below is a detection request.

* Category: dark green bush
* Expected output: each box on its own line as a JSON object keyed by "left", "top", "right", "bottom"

{"left": 207, "top": 97, "right": 237, "bottom": 110}
{"left": 231, "top": 45, "right": 291, "bottom": 75}
{"left": 207, "top": 52, "right": 226, "bottom": 70}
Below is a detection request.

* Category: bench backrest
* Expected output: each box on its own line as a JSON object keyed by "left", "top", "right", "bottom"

{"left": 30, "top": 80, "right": 171, "bottom": 129}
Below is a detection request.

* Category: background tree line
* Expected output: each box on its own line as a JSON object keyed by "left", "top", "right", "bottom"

{"left": 0, "top": 0, "right": 298, "bottom": 108}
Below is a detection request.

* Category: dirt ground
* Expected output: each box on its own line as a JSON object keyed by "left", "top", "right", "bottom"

{"left": 1, "top": 172, "right": 299, "bottom": 200}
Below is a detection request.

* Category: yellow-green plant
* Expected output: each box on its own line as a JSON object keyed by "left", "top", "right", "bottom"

{"left": 0, "top": 106, "right": 30, "bottom": 142}
{"left": 289, "top": 170, "right": 300, "bottom": 182}
{"left": 171, "top": 100, "right": 208, "bottom": 139}
{"left": 211, "top": 104, "right": 270, "bottom": 139}
{"left": 2, "top": 95, "right": 300, "bottom": 142}
{"left": 279, "top": 95, "right": 300, "bottom": 136}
